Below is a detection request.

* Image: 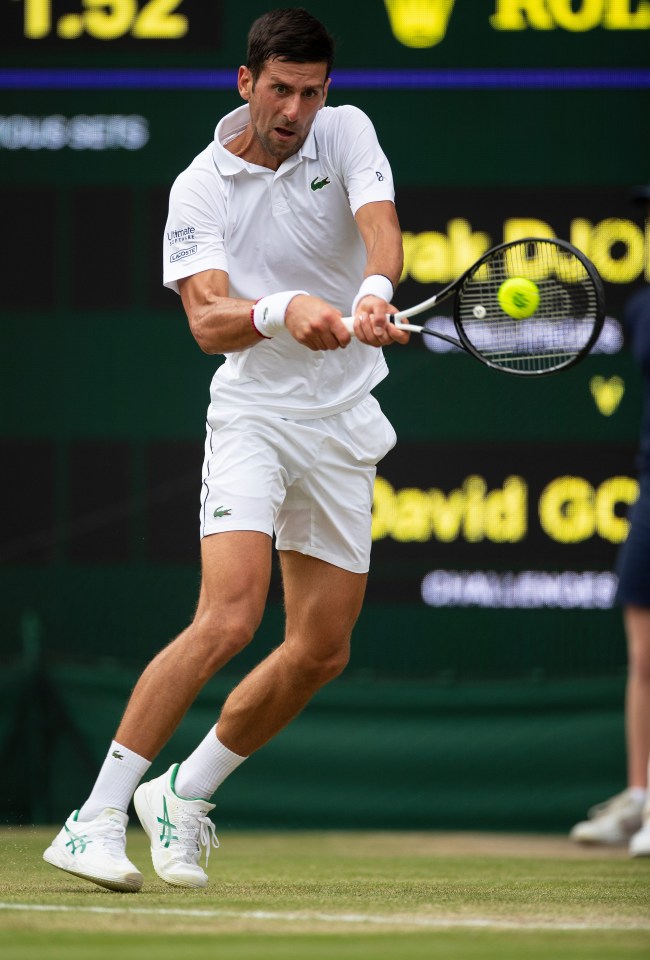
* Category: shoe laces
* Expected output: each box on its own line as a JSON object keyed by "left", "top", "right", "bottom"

{"left": 173, "top": 809, "right": 220, "bottom": 868}
{"left": 90, "top": 817, "right": 128, "bottom": 858}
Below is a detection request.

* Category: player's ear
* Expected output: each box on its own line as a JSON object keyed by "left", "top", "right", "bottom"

{"left": 238, "top": 66, "right": 253, "bottom": 102}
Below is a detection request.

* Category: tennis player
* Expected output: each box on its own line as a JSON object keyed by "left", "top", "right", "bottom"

{"left": 43, "top": 7, "right": 408, "bottom": 891}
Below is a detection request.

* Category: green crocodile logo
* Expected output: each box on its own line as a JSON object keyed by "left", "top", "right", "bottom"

{"left": 213, "top": 506, "right": 232, "bottom": 518}
{"left": 310, "top": 176, "right": 330, "bottom": 191}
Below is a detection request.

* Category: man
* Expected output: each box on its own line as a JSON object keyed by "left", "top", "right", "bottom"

{"left": 570, "top": 184, "right": 650, "bottom": 856}
{"left": 43, "top": 7, "right": 408, "bottom": 892}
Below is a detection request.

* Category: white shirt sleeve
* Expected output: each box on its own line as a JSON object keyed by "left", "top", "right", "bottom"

{"left": 163, "top": 162, "right": 229, "bottom": 294}
{"left": 327, "top": 105, "right": 395, "bottom": 216}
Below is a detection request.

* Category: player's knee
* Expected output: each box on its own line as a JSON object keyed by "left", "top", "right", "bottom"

{"left": 288, "top": 639, "right": 351, "bottom": 685}
{"left": 192, "top": 609, "right": 256, "bottom": 672}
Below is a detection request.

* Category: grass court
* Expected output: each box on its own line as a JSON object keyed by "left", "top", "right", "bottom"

{"left": 1, "top": 828, "right": 649, "bottom": 959}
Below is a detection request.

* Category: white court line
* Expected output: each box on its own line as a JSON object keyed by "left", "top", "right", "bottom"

{"left": 1, "top": 902, "right": 649, "bottom": 932}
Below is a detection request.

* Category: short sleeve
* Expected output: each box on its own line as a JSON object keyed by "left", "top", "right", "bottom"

{"left": 163, "top": 162, "right": 229, "bottom": 294}
{"left": 325, "top": 105, "right": 395, "bottom": 216}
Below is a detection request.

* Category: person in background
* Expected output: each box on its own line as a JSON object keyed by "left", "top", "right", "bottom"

{"left": 570, "top": 184, "right": 650, "bottom": 857}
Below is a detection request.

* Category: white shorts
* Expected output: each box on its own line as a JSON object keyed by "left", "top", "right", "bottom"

{"left": 200, "top": 394, "right": 397, "bottom": 573}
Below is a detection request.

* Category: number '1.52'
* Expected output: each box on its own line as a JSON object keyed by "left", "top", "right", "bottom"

{"left": 18, "top": 0, "right": 188, "bottom": 40}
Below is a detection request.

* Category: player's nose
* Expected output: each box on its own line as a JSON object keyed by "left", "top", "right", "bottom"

{"left": 282, "top": 95, "right": 301, "bottom": 122}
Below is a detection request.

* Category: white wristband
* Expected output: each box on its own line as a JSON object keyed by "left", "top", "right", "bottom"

{"left": 252, "top": 290, "right": 309, "bottom": 338}
{"left": 351, "top": 274, "right": 394, "bottom": 317}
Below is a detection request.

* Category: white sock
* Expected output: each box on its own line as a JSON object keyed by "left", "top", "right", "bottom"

{"left": 629, "top": 786, "right": 647, "bottom": 803}
{"left": 174, "top": 728, "right": 247, "bottom": 801}
{"left": 78, "top": 741, "right": 151, "bottom": 821}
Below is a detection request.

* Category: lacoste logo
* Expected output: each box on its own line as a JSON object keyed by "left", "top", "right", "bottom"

{"left": 112, "top": 750, "right": 124, "bottom": 760}
{"left": 170, "top": 244, "right": 197, "bottom": 263}
{"left": 213, "top": 505, "right": 232, "bottom": 518}
{"left": 311, "top": 176, "right": 330, "bottom": 191}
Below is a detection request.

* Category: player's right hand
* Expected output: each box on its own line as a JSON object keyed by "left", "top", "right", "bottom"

{"left": 285, "top": 294, "right": 352, "bottom": 351}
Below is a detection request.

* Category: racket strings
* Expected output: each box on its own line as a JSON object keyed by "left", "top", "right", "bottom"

{"left": 456, "top": 240, "right": 601, "bottom": 373}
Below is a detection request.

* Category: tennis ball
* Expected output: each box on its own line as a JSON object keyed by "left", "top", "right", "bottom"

{"left": 497, "top": 277, "right": 540, "bottom": 319}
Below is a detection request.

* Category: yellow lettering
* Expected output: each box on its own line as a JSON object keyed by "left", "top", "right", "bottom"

{"left": 401, "top": 222, "right": 492, "bottom": 286}
{"left": 590, "top": 218, "right": 645, "bottom": 283}
{"left": 409, "top": 231, "right": 451, "bottom": 284}
{"left": 461, "top": 475, "right": 488, "bottom": 542}
{"left": 504, "top": 219, "right": 556, "bottom": 245}
{"left": 595, "top": 476, "right": 639, "bottom": 542}
{"left": 491, "top": 0, "right": 650, "bottom": 29}
{"left": 374, "top": 474, "right": 635, "bottom": 546}
{"left": 490, "top": 0, "right": 555, "bottom": 29}
{"left": 402, "top": 217, "right": 647, "bottom": 289}
{"left": 394, "top": 488, "right": 435, "bottom": 542}
{"left": 372, "top": 475, "right": 527, "bottom": 544}
{"left": 448, "top": 219, "right": 491, "bottom": 276}
{"left": 548, "top": 0, "right": 604, "bottom": 31}
{"left": 604, "top": 0, "right": 650, "bottom": 28}
{"left": 371, "top": 476, "right": 396, "bottom": 541}
{"left": 570, "top": 218, "right": 593, "bottom": 259}
{"left": 383, "top": 0, "right": 457, "bottom": 48}
{"left": 485, "top": 476, "right": 528, "bottom": 542}
{"left": 427, "top": 488, "right": 466, "bottom": 541}
{"left": 539, "top": 476, "right": 596, "bottom": 543}
{"left": 400, "top": 232, "right": 418, "bottom": 284}
{"left": 503, "top": 220, "right": 557, "bottom": 281}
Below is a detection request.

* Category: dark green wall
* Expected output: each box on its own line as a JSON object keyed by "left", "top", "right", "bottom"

{"left": 1, "top": 0, "right": 648, "bottom": 827}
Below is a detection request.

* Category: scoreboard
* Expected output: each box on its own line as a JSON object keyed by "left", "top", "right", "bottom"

{"left": 2, "top": 0, "right": 650, "bottom": 679}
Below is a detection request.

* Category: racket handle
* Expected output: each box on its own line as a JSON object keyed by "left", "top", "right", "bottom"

{"left": 341, "top": 315, "right": 423, "bottom": 337}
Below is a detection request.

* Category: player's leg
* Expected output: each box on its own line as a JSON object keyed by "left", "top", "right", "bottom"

{"left": 115, "top": 530, "right": 272, "bottom": 759}
{"left": 625, "top": 605, "right": 650, "bottom": 789}
{"left": 215, "top": 550, "right": 367, "bottom": 756}
{"left": 626, "top": 605, "right": 650, "bottom": 856}
{"left": 132, "top": 551, "right": 366, "bottom": 888}
{"left": 570, "top": 606, "right": 650, "bottom": 846}
{"left": 43, "top": 530, "right": 272, "bottom": 891}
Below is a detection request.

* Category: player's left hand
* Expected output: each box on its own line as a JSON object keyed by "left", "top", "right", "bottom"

{"left": 352, "top": 296, "right": 410, "bottom": 347}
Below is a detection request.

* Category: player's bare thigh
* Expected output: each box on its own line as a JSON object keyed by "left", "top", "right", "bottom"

{"left": 194, "top": 531, "right": 273, "bottom": 647}
{"left": 279, "top": 549, "right": 367, "bottom": 658}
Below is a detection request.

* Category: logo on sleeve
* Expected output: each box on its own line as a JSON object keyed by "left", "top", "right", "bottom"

{"left": 167, "top": 226, "right": 196, "bottom": 245}
{"left": 170, "top": 245, "right": 197, "bottom": 263}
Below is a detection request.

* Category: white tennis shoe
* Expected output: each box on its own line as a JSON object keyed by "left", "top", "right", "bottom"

{"left": 569, "top": 789, "right": 645, "bottom": 845}
{"left": 43, "top": 808, "right": 143, "bottom": 892}
{"left": 133, "top": 764, "right": 219, "bottom": 888}
{"left": 629, "top": 821, "right": 650, "bottom": 857}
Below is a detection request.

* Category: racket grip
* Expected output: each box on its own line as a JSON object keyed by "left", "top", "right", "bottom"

{"left": 340, "top": 314, "right": 416, "bottom": 337}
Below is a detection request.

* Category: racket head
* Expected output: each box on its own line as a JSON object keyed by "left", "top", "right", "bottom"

{"left": 452, "top": 237, "right": 605, "bottom": 376}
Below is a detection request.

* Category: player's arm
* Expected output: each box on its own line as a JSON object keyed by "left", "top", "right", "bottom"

{"left": 178, "top": 269, "right": 262, "bottom": 354}
{"left": 179, "top": 269, "right": 351, "bottom": 354}
{"left": 352, "top": 200, "right": 409, "bottom": 347}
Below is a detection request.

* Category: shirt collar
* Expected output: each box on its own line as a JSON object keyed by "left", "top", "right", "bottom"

{"left": 212, "top": 104, "right": 319, "bottom": 177}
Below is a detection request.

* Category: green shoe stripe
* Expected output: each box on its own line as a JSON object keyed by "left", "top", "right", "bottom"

{"left": 169, "top": 762, "right": 211, "bottom": 803}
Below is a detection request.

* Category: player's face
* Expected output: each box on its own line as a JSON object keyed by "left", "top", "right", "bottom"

{"left": 238, "top": 60, "right": 330, "bottom": 168}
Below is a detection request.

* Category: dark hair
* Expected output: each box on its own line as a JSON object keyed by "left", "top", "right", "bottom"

{"left": 246, "top": 8, "right": 335, "bottom": 81}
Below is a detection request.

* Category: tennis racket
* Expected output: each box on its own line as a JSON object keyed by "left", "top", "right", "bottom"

{"left": 344, "top": 237, "right": 605, "bottom": 376}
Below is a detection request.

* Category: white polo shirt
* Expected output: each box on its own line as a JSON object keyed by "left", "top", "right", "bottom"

{"left": 163, "top": 103, "right": 396, "bottom": 418}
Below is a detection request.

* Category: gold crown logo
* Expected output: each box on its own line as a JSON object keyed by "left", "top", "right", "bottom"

{"left": 384, "top": 0, "right": 457, "bottom": 48}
